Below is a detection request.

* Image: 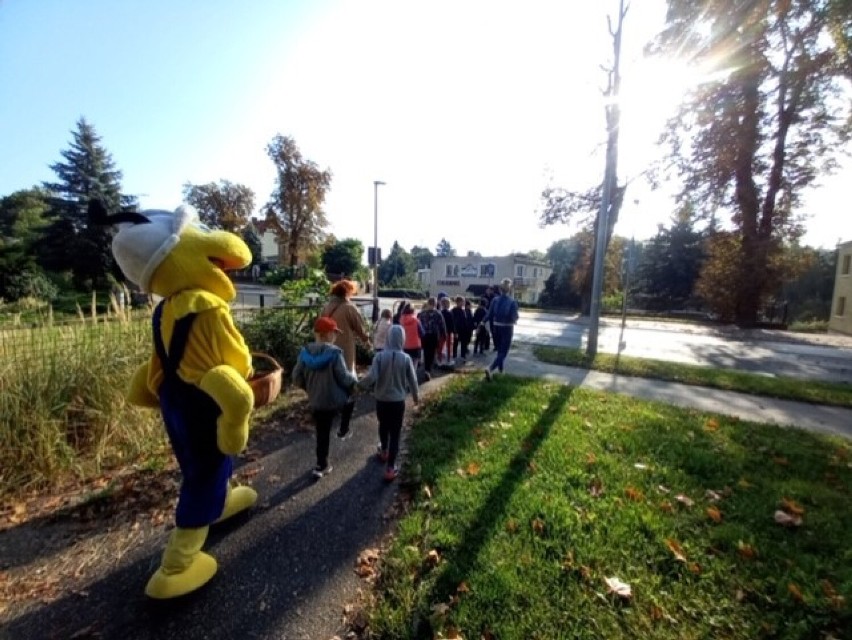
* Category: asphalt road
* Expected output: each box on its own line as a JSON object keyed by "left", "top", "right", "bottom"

{"left": 235, "top": 285, "right": 852, "bottom": 384}
{"left": 516, "top": 311, "right": 852, "bottom": 384}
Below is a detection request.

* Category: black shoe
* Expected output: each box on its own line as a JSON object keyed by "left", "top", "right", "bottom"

{"left": 312, "top": 464, "right": 333, "bottom": 478}
{"left": 336, "top": 425, "right": 352, "bottom": 440}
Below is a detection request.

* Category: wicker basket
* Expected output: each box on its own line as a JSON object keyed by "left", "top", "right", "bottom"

{"left": 248, "top": 353, "right": 283, "bottom": 408}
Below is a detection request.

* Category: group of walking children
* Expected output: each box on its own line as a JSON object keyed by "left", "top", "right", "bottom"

{"left": 291, "top": 280, "right": 518, "bottom": 483}
{"left": 292, "top": 316, "right": 419, "bottom": 483}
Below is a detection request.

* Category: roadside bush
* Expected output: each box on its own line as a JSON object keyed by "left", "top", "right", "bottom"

{"left": 238, "top": 307, "right": 316, "bottom": 375}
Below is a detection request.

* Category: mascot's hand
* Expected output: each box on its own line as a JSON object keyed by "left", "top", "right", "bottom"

{"left": 128, "top": 362, "right": 159, "bottom": 408}
{"left": 199, "top": 365, "right": 253, "bottom": 455}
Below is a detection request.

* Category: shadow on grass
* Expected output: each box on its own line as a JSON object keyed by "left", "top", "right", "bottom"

{"left": 407, "top": 379, "right": 573, "bottom": 636}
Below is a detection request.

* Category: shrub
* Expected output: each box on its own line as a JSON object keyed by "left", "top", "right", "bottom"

{"left": 238, "top": 307, "right": 316, "bottom": 374}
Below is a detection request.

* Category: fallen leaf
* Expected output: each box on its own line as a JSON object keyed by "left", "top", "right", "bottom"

{"left": 788, "top": 582, "right": 805, "bottom": 603}
{"left": 706, "top": 506, "right": 723, "bottom": 523}
{"left": 664, "top": 538, "right": 687, "bottom": 562}
{"left": 705, "top": 490, "right": 723, "bottom": 502}
{"left": 569, "top": 405, "right": 579, "bottom": 413}
{"left": 688, "top": 562, "right": 701, "bottom": 574}
{"left": 737, "top": 541, "right": 758, "bottom": 559}
{"left": 505, "top": 519, "right": 519, "bottom": 533}
{"left": 430, "top": 602, "right": 451, "bottom": 618}
{"left": 465, "top": 462, "right": 481, "bottom": 476}
{"left": 781, "top": 498, "right": 805, "bottom": 516}
{"left": 456, "top": 581, "right": 470, "bottom": 593}
{"left": 625, "top": 486, "right": 644, "bottom": 502}
{"left": 704, "top": 418, "right": 719, "bottom": 432}
{"left": 657, "top": 484, "right": 670, "bottom": 494}
{"left": 585, "top": 452, "right": 597, "bottom": 465}
{"left": 774, "top": 510, "right": 803, "bottom": 527}
{"left": 633, "top": 463, "right": 649, "bottom": 470}
{"left": 675, "top": 494, "right": 694, "bottom": 508}
{"left": 659, "top": 500, "right": 673, "bottom": 513}
{"left": 423, "top": 485, "right": 432, "bottom": 499}
{"left": 588, "top": 478, "right": 604, "bottom": 498}
{"left": 425, "top": 549, "right": 441, "bottom": 568}
{"left": 604, "top": 576, "right": 632, "bottom": 598}
{"left": 737, "top": 478, "right": 752, "bottom": 489}
{"left": 531, "top": 518, "right": 546, "bottom": 535}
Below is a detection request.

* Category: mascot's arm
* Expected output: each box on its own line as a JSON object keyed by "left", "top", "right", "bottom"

{"left": 189, "top": 308, "right": 254, "bottom": 455}
{"left": 199, "top": 366, "right": 253, "bottom": 455}
{"left": 128, "top": 359, "right": 160, "bottom": 408}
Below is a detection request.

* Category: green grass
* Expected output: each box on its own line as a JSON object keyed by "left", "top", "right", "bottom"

{"left": 368, "top": 376, "right": 851, "bottom": 639}
{"left": 531, "top": 344, "right": 852, "bottom": 408}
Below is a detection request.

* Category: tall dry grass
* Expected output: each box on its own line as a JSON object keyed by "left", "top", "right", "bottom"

{"left": 0, "top": 294, "right": 164, "bottom": 498}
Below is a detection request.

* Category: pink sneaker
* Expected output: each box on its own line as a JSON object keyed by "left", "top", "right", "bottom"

{"left": 383, "top": 466, "right": 398, "bottom": 482}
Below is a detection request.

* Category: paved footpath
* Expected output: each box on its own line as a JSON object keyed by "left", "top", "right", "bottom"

{"left": 495, "top": 342, "right": 852, "bottom": 440}
{"left": 4, "top": 349, "right": 850, "bottom": 640}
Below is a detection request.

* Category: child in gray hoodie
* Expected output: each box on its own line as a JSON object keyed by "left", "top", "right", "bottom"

{"left": 292, "top": 317, "right": 359, "bottom": 478}
{"left": 357, "top": 325, "right": 419, "bottom": 481}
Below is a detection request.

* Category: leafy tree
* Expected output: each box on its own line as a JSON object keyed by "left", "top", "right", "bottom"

{"left": 651, "top": 0, "right": 852, "bottom": 325}
{"left": 265, "top": 135, "right": 331, "bottom": 266}
{"left": 39, "top": 118, "right": 136, "bottom": 289}
{"left": 633, "top": 204, "right": 706, "bottom": 310}
{"left": 777, "top": 245, "right": 836, "bottom": 321}
{"left": 435, "top": 238, "right": 456, "bottom": 257}
{"left": 378, "top": 241, "right": 415, "bottom": 285}
{"left": 410, "top": 245, "right": 433, "bottom": 270}
{"left": 0, "top": 188, "right": 54, "bottom": 301}
{"left": 540, "top": 233, "right": 624, "bottom": 308}
{"left": 240, "top": 223, "right": 263, "bottom": 266}
{"left": 183, "top": 180, "right": 255, "bottom": 232}
{"left": 322, "top": 238, "right": 363, "bottom": 276}
{"left": 695, "top": 230, "right": 741, "bottom": 321}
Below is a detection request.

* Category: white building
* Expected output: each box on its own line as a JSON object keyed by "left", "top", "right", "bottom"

{"left": 418, "top": 254, "right": 552, "bottom": 304}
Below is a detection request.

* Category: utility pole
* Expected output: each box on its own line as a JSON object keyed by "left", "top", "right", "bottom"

{"left": 372, "top": 180, "right": 385, "bottom": 322}
{"left": 587, "top": 0, "right": 626, "bottom": 357}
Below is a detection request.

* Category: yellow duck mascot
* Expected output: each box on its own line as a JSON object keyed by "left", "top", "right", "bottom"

{"left": 90, "top": 200, "right": 258, "bottom": 599}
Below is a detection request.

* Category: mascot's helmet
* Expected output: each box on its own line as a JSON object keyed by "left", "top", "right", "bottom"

{"left": 89, "top": 201, "right": 198, "bottom": 293}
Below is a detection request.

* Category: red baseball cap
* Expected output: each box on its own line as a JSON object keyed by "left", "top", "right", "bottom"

{"left": 314, "top": 317, "right": 342, "bottom": 334}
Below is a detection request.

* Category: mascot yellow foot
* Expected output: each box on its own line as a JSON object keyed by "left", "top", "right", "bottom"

{"left": 214, "top": 485, "right": 258, "bottom": 524}
{"left": 145, "top": 527, "right": 217, "bottom": 599}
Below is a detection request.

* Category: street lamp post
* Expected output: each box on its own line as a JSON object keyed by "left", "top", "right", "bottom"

{"left": 372, "top": 180, "right": 385, "bottom": 322}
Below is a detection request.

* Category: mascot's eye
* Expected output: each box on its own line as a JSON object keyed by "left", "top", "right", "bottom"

{"left": 193, "top": 223, "right": 213, "bottom": 233}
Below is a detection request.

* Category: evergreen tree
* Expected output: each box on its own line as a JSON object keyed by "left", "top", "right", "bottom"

{"left": 241, "top": 223, "right": 264, "bottom": 266}
{"left": 633, "top": 204, "right": 706, "bottom": 310}
{"left": 378, "top": 241, "right": 415, "bottom": 285}
{"left": 410, "top": 245, "right": 433, "bottom": 270}
{"left": 39, "top": 118, "right": 136, "bottom": 289}
{"left": 435, "top": 238, "right": 456, "bottom": 257}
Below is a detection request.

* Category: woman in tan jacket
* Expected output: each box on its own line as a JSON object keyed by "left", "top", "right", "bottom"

{"left": 320, "top": 279, "right": 371, "bottom": 439}
{"left": 320, "top": 279, "right": 371, "bottom": 374}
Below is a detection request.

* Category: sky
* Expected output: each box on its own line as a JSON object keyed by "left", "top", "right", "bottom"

{"left": 1, "top": 0, "right": 850, "bottom": 260}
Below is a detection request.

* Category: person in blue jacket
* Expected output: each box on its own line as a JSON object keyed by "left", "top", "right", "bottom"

{"left": 481, "top": 278, "right": 520, "bottom": 380}
{"left": 292, "top": 317, "right": 359, "bottom": 478}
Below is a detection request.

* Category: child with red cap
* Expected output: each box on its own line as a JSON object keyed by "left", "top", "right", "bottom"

{"left": 292, "top": 316, "right": 359, "bottom": 478}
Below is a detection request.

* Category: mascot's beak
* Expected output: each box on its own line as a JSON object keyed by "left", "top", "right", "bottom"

{"left": 208, "top": 255, "right": 246, "bottom": 271}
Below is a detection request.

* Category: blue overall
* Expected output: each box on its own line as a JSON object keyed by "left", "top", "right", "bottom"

{"left": 153, "top": 302, "right": 231, "bottom": 528}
